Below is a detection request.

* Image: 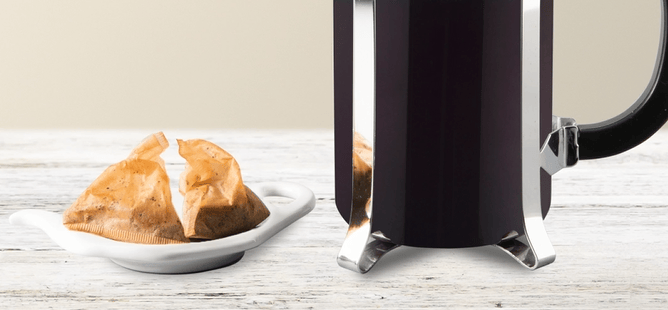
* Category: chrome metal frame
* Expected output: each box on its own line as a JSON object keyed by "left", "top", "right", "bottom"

{"left": 495, "top": 0, "right": 556, "bottom": 270}
{"left": 338, "top": 0, "right": 568, "bottom": 273}
{"left": 337, "top": 0, "right": 399, "bottom": 274}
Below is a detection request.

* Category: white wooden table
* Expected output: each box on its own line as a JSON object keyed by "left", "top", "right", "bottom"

{"left": 1, "top": 129, "right": 667, "bottom": 309}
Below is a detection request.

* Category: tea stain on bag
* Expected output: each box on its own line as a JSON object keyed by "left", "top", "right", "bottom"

{"left": 177, "top": 139, "right": 270, "bottom": 241}
{"left": 63, "top": 132, "right": 189, "bottom": 244}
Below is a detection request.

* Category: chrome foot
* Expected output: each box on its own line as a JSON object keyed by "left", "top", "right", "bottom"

{"left": 495, "top": 226, "right": 555, "bottom": 270}
{"left": 338, "top": 228, "right": 399, "bottom": 274}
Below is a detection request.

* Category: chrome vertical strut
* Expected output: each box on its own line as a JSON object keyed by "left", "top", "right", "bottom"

{"left": 336, "top": 0, "right": 399, "bottom": 274}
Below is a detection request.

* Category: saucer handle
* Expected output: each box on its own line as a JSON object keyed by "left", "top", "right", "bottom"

{"left": 249, "top": 182, "right": 317, "bottom": 244}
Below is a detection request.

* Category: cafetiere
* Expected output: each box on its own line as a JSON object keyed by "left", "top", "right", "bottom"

{"left": 334, "top": 0, "right": 668, "bottom": 273}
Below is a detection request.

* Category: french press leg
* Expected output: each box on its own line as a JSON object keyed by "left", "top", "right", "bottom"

{"left": 336, "top": 0, "right": 399, "bottom": 274}
{"left": 495, "top": 115, "right": 578, "bottom": 270}
{"left": 493, "top": 2, "right": 570, "bottom": 270}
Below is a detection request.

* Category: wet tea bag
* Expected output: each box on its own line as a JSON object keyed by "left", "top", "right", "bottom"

{"left": 63, "top": 132, "right": 188, "bottom": 244}
{"left": 177, "top": 139, "right": 270, "bottom": 241}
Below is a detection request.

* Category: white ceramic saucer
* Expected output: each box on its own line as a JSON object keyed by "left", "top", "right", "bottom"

{"left": 9, "top": 182, "right": 316, "bottom": 274}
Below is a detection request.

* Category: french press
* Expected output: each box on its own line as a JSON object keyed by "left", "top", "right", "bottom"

{"left": 333, "top": 0, "right": 668, "bottom": 273}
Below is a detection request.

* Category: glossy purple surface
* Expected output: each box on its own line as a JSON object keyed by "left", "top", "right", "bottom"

{"left": 334, "top": 0, "right": 553, "bottom": 248}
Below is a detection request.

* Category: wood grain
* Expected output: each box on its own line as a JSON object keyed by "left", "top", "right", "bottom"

{"left": 1, "top": 129, "right": 667, "bottom": 309}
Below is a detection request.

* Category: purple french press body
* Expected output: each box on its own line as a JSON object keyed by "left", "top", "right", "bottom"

{"left": 334, "top": 0, "right": 668, "bottom": 273}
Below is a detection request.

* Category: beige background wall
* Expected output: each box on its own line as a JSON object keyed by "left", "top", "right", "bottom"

{"left": 0, "top": 0, "right": 662, "bottom": 129}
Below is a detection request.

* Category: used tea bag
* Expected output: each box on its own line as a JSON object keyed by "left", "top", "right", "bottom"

{"left": 63, "top": 132, "right": 188, "bottom": 244}
{"left": 178, "top": 139, "right": 270, "bottom": 240}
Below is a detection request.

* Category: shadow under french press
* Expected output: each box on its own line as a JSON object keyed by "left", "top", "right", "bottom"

{"left": 458, "top": 246, "right": 532, "bottom": 270}
{"left": 365, "top": 244, "right": 528, "bottom": 275}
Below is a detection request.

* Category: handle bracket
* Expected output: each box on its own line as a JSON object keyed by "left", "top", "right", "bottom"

{"left": 540, "top": 116, "right": 580, "bottom": 175}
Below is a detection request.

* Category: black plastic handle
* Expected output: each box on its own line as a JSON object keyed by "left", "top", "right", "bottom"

{"left": 578, "top": 1, "right": 668, "bottom": 160}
